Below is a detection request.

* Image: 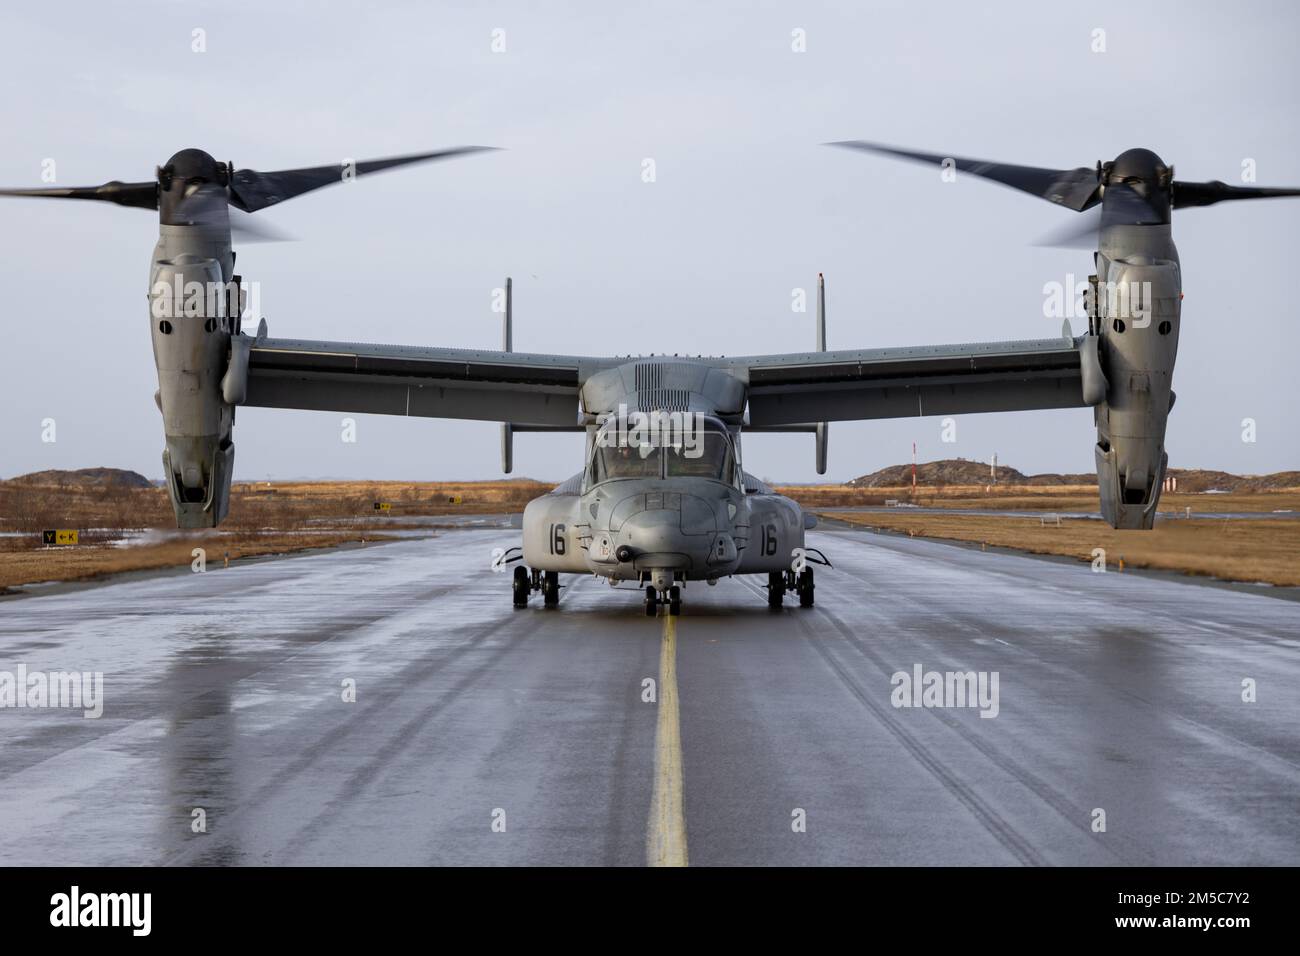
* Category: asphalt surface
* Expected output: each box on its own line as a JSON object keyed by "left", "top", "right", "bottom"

{"left": 1, "top": 526, "right": 1297, "bottom": 866}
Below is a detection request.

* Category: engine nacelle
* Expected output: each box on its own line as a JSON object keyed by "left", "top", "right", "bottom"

{"left": 149, "top": 254, "right": 235, "bottom": 528}
{"left": 1091, "top": 254, "right": 1181, "bottom": 529}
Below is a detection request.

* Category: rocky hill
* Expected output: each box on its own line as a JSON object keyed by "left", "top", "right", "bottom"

{"left": 847, "top": 459, "right": 1298, "bottom": 491}
{"left": 849, "top": 459, "right": 1045, "bottom": 487}
{"left": 2, "top": 468, "right": 154, "bottom": 489}
{"left": 1164, "top": 469, "right": 1300, "bottom": 493}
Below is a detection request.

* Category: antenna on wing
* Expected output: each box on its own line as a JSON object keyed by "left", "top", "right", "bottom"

{"left": 501, "top": 276, "right": 514, "bottom": 474}
{"left": 815, "top": 273, "right": 829, "bottom": 475}
{"left": 503, "top": 276, "right": 513, "bottom": 351}
{"left": 816, "top": 272, "right": 826, "bottom": 352}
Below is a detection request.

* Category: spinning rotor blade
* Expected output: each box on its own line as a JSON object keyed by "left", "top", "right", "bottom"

{"left": 1033, "top": 208, "right": 1101, "bottom": 249}
{"left": 230, "top": 209, "right": 296, "bottom": 243}
{"left": 0, "top": 145, "right": 497, "bottom": 221}
{"left": 227, "top": 146, "right": 498, "bottom": 213}
{"left": 1032, "top": 183, "right": 1166, "bottom": 247}
{"left": 160, "top": 185, "right": 295, "bottom": 242}
{"left": 1173, "top": 180, "right": 1300, "bottom": 209}
{"left": 0, "top": 180, "right": 157, "bottom": 209}
{"left": 827, "top": 140, "right": 1102, "bottom": 211}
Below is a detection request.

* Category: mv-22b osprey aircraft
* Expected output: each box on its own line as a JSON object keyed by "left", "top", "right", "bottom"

{"left": 4, "top": 143, "right": 1297, "bottom": 615}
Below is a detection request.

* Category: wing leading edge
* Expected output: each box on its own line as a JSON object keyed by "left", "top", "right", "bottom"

{"left": 242, "top": 334, "right": 1094, "bottom": 428}
{"left": 733, "top": 336, "right": 1091, "bottom": 426}
{"left": 243, "top": 337, "right": 594, "bottom": 427}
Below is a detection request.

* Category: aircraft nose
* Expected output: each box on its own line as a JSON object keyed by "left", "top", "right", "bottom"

{"left": 612, "top": 509, "right": 738, "bottom": 574}
{"left": 620, "top": 509, "right": 691, "bottom": 558}
{"left": 589, "top": 491, "right": 739, "bottom": 574}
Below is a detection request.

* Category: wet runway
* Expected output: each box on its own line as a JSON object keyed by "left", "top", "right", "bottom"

{"left": 1, "top": 525, "right": 1297, "bottom": 866}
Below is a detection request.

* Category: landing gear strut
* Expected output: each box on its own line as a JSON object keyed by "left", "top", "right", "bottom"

{"left": 512, "top": 565, "right": 530, "bottom": 607}
{"left": 767, "top": 571, "right": 786, "bottom": 609}
{"left": 513, "top": 566, "right": 561, "bottom": 608}
{"left": 768, "top": 568, "right": 815, "bottom": 608}
{"left": 541, "top": 570, "right": 560, "bottom": 608}
{"left": 797, "top": 567, "right": 815, "bottom": 607}
{"left": 768, "top": 551, "right": 828, "bottom": 609}
{"left": 645, "top": 584, "right": 683, "bottom": 616}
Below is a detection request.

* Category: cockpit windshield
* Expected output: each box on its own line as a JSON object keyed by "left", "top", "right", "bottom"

{"left": 664, "top": 432, "right": 733, "bottom": 481}
{"left": 591, "top": 441, "right": 662, "bottom": 481}
{"left": 588, "top": 415, "right": 737, "bottom": 486}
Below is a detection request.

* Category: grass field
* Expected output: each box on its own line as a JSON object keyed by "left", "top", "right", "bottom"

{"left": 0, "top": 479, "right": 549, "bottom": 593}
{"left": 776, "top": 483, "right": 1300, "bottom": 514}
{"left": 819, "top": 511, "right": 1300, "bottom": 587}
{"left": 0, "top": 530, "right": 399, "bottom": 592}
{"left": 789, "top": 484, "right": 1300, "bottom": 585}
{"left": 0, "top": 478, "right": 552, "bottom": 534}
{"left": 2, "top": 476, "right": 1296, "bottom": 592}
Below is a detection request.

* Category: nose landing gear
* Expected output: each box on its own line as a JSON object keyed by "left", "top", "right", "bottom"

{"left": 644, "top": 584, "right": 682, "bottom": 616}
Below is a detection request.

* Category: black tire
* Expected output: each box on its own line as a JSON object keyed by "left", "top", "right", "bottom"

{"left": 542, "top": 570, "right": 560, "bottom": 608}
{"left": 668, "top": 585, "right": 681, "bottom": 616}
{"left": 798, "top": 568, "right": 814, "bottom": 607}
{"left": 767, "top": 571, "right": 784, "bottom": 609}
{"left": 512, "top": 565, "right": 529, "bottom": 607}
{"left": 644, "top": 585, "right": 658, "bottom": 616}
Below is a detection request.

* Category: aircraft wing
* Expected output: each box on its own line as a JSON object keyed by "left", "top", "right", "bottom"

{"left": 242, "top": 337, "right": 596, "bottom": 427}
{"left": 731, "top": 335, "right": 1094, "bottom": 426}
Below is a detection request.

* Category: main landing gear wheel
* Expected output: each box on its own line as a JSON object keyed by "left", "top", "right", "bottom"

{"left": 668, "top": 585, "right": 681, "bottom": 616}
{"left": 644, "top": 585, "right": 658, "bottom": 616}
{"left": 541, "top": 570, "right": 560, "bottom": 608}
{"left": 512, "top": 565, "right": 530, "bottom": 607}
{"left": 797, "top": 567, "right": 815, "bottom": 608}
{"left": 767, "top": 571, "right": 785, "bottom": 609}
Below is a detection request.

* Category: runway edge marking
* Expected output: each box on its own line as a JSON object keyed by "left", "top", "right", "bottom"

{"left": 647, "top": 612, "right": 689, "bottom": 867}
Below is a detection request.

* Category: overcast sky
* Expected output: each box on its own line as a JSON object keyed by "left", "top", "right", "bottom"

{"left": 2, "top": 0, "right": 1297, "bottom": 484}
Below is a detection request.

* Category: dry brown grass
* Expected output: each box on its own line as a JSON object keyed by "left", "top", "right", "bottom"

{"left": 4, "top": 476, "right": 1297, "bottom": 590}
{"left": 779, "top": 483, "right": 1300, "bottom": 514}
{"left": 231, "top": 479, "right": 551, "bottom": 521}
{"left": 820, "top": 511, "right": 1300, "bottom": 587}
{"left": 0, "top": 479, "right": 553, "bottom": 534}
{"left": 0, "top": 530, "right": 397, "bottom": 592}
{"left": 0, "top": 477, "right": 551, "bottom": 592}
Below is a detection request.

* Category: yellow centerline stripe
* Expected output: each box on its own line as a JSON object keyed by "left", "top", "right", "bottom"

{"left": 647, "top": 611, "right": 689, "bottom": 867}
